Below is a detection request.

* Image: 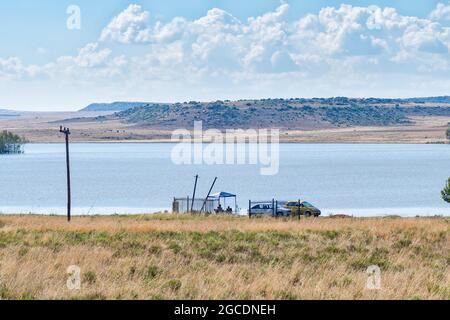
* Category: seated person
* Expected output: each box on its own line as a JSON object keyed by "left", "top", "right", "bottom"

{"left": 226, "top": 206, "right": 233, "bottom": 214}
{"left": 216, "top": 204, "right": 223, "bottom": 213}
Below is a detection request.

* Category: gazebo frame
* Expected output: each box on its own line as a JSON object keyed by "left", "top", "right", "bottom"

{"left": 209, "top": 192, "right": 237, "bottom": 214}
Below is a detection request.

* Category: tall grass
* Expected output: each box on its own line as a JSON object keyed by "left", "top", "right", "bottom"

{"left": 0, "top": 214, "right": 448, "bottom": 300}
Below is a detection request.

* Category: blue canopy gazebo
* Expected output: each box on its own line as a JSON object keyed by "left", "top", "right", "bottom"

{"left": 209, "top": 192, "right": 237, "bottom": 213}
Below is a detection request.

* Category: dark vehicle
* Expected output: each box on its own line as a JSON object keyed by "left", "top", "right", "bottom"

{"left": 283, "top": 201, "right": 321, "bottom": 217}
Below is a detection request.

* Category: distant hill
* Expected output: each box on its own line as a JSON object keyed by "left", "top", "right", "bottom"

{"left": 402, "top": 96, "right": 450, "bottom": 103}
{"left": 95, "top": 97, "right": 450, "bottom": 129}
{"left": 80, "top": 102, "right": 151, "bottom": 112}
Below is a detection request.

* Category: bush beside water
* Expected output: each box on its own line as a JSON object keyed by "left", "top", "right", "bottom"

{"left": 0, "top": 130, "right": 25, "bottom": 154}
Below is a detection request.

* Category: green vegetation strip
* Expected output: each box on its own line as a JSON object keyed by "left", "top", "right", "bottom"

{"left": 0, "top": 228, "right": 447, "bottom": 271}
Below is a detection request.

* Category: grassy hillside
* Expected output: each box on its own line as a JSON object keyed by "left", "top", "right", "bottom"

{"left": 0, "top": 214, "right": 448, "bottom": 300}
{"left": 101, "top": 98, "right": 450, "bottom": 129}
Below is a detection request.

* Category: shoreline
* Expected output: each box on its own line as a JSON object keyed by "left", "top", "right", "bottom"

{"left": 1, "top": 210, "right": 448, "bottom": 218}
{"left": 20, "top": 140, "right": 450, "bottom": 145}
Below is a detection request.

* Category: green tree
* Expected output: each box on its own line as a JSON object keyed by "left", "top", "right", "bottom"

{"left": 0, "top": 130, "right": 25, "bottom": 154}
{"left": 442, "top": 178, "right": 450, "bottom": 204}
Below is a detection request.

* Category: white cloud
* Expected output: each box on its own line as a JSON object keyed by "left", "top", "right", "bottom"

{"left": 0, "top": 57, "right": 25, "bottom": 79}
{"left": 100, "top": 4, "right": 150, "bottom": 43}
{"left": 57, "top": 43, "right": 112, "bottom": 68}
{"left": 195, "top": 8, "right": 242, "bottom": 30}
{"left": 401, "top": 23, "right": 450, "bottom": 54}
{"left": 0, "top": 57, "right": 42, "bottom": 80}
{"left": 98, "top": 3, "right": 450, "bottom": 71}
{"left": 4, "top": 3, "right": 450, "bottom": 108}
{"left": 430, "top": 2, "right": 450, "bottom": 21}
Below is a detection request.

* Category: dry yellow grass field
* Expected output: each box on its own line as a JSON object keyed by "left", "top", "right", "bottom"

{"left": 0, "top": 214, "right": 448, "bottom": 300}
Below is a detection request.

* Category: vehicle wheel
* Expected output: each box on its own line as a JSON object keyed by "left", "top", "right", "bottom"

{"left": 305, "top": 211, "right": 312, "bottom": 217}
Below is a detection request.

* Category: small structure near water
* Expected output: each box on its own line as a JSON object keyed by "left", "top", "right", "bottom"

{"left": 172, "top": 191, "right": 238, "bottom": 214}
{"left": 209, "top": 192, "right": 237, "bottom": 214}
{"left": 172, "top": 197, "right": 217, "bottom": 214}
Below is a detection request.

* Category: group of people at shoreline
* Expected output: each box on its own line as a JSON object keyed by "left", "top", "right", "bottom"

{"left": 215, "top": 204, "right": 233, "bottom": 214}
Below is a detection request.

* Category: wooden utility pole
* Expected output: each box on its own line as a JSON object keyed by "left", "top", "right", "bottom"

{"left": 191, "top": 175, "right": 199, "bottom": 212}
{"left": 60, "top": 126, "right": 71, "bottom": 222}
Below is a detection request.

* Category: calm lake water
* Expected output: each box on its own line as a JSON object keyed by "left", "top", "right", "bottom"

{"left": 0, "top": 143, "right": 449, "bottom": 216}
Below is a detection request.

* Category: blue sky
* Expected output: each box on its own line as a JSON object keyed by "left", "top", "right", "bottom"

{"left": 2, "top": 1, "right": 450, "bottom": 110}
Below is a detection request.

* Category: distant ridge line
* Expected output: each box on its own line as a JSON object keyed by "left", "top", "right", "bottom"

{"left": 79, "top": 96, "right": 450, "bottom": 112}
{"left": 80, "top": 102, "right": 160, "bottom": 112}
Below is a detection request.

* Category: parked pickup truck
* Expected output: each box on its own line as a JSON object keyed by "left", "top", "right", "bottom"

{"left": 283, "top": 201, "right": 321, "bottom": 217}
